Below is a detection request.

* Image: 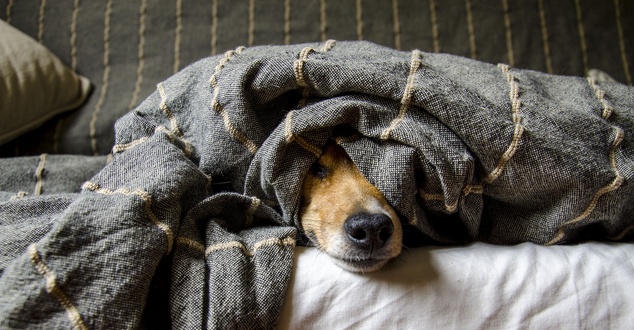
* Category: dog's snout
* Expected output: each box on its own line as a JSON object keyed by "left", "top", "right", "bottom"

{"left": 344, "top": 213, "right": 394, "bottom": 251}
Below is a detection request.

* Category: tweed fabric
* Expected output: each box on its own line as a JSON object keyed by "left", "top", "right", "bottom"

{"left": 0, "top": 41, "right": 633, "bottom": 329}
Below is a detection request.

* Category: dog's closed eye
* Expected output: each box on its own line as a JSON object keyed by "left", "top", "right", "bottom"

{"left": 310, "top": 162, "right": 329, "bottom": 180}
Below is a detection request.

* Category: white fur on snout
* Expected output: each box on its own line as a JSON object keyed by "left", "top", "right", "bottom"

{"left": 322, "top": 194, "right": 402, "bottom": 273}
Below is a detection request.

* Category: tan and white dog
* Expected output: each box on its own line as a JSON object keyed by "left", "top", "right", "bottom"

{"left": 299, "top": 141, "right": 402, "bottom": 272}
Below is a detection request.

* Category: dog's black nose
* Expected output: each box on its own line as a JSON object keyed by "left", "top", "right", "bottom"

{"left": 344, "top": 213, "right": 394, "bottom": 251}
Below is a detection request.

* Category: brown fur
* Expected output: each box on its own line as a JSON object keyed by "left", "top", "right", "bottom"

{"left": 299, "top": 141, "right": 402, "bottom": 272}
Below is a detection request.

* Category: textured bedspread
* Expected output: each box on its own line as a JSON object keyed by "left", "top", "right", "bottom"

{"left": 1, "top": 41, "right": 633, "bottom": 328}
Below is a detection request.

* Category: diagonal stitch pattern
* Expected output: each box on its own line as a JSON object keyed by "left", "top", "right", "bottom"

{"left": 82, "top": 181, "right": 175, "bottom": 253}
{"left": 205, "top": 236, "right": 296, "bottom": 257}
{"left": 210, "top": 47, "right": 259, "bottom": 154}
{"left": 548, "top": 80, "right": 625, "bottom": 245}
{"left": 284, "top": 111, "right": 322, "bottom": 157}
{"left": 460, "top": 64, "right": 524, "bottom": 199}
{"left": 111, "top": 137, "right": 148, "bottom": 154}
{"left": 381, "top": 49, "right": 423, "bottom": 140}
{"left": 548, "top": 129, "right": 624, "bottom": 244}
{"left": 587, "top": 77, "right": 614, "bottom": 119}
{"left": 157, "top": 83, "right": 184, "bottom": 137}
{"left": 419, "top": 189, "right": 458, "bottom": 213}
{"left": 28, "top": 244, "right": 88, "bottom": 330}
{"left": 486, "top": 64, "right": 525, "bottom": 184}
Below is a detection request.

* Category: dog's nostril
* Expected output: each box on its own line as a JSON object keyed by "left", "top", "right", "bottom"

{"left": 344, "top": 213, "right": 394, "bottom": 251}
{"left": 379, "top": 226, "right": 392, "bottom": 242}
{"left": 349, "top": 227, "right": 367, "bottom": 240}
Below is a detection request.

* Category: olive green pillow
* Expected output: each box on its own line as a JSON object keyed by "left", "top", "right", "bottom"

{"left": 0, "top": 20, "right": 91, "bottom": 145}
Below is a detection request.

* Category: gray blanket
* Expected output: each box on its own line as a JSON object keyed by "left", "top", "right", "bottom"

{"left": 1, "top": 41, "right": 633, "bottom": 329}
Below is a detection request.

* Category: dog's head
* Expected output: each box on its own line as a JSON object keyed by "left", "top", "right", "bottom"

{"left": 299, "top": 141, "right": 402, "bottom": 272}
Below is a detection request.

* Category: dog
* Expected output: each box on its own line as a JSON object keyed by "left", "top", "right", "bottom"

{"left": 299, "top": 140, "right": 402, "bottom": 273}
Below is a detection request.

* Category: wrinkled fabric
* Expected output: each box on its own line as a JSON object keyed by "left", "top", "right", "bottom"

{"left": 1, "top": 41, "right": 633, "bottom": 329}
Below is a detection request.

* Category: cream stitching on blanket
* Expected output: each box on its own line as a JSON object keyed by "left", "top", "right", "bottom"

{"left": 293, "top": 41, "right": 336, "bottom": 110}
{"left": 37, "top": 0, "right": 46, "bottom": 43}
{"left": 381, "top": 50, "right": 423, "bottom": 140}
{"left": 294, "top": 47, "right": 314, "bottom": 88}
{"left": 113, "top": 81, "right": 194, "bottom": 156}
{"left": 321, "top": 39, "right": 336, "bottom": 52}
{"left": 210, "top": 47, "right": 259, "bottom": 154}
{"left": 112, "top": 137, "right": 148, "bottom": 154}
{"left": 28, "top": 243, "right": 88, "bottom": 330}
{"left": 465, "top": 0, "right": 477, "bottom": 59}
{"left": 588, "top": 77, "right": 614, "bottom": 119}
{"left": 157, "top": 83, "right": 184, "bottom": 137}
{"left": 211, "top": 0, "right": 218, "bottom": 54}
{"left": 294, "top": 46, "right": 315, "bottom": 109}
{"left": 460, "top": 65, "right": 524, "bottom": 199}
{"left": 245, "top": 196, "right": 261, "bottom": 227}
{"left": 173, "top": 0, "right": 182, "bottom": 73}
{"left": 177, "top": 236, "right": 295, "bottom": 257}
{"left": 34, "top": 153, "right": 48, "bottom": 196}
{"left": 392, "top": 0, "right": 401, "bottom": 50}
{"left": 428, "top": 0, "right": 440, "bottom": 53}
{"left": 11, "top": 191, "right": 28, "bottom": 200}
{"left": 128, "top": 0, "right": 147, "bottom": 110}
{"left": 356, "top": 0, "right": 363, "bottom": 40}
{"left": 420, "top": 190, "right": 458, "bottom": 213}
{"left": 205, "top": 236, "right": 296, "bottom": 257}
{"left": 110, "top": 126, "right": 181, "bottom": 155}
{"left": 548, "top": 128, "right": 624, "bottom": 245}
{"left": 548, "top": 80, "right": 625, "bottom": 245}
{"left": 284, "top": 111, "right": 322, "bottom": 157}
{"left": 320, "top": 0, "right": 328, "bottom": 41}
{"left": 614, "top": 0, "right": 632, "bottom": 85}
{"left": 70, "top": 0, "right": 80, "bottom": 70}
{"left": 90, "top": 0, "right": 113, "bottom": 156}
{"left": 82, "top": 181, "right": 175, "bottom": 253}
{"left": 462, "top": 184, "right": 484, "bottom": 195}
{"left": 176, "top": 237, "right": 205, "bottom": 253}
{"left": 574, "top": 0, "right": 589, "bottom": 74}
{"left": 501, "top": 0, "right": 515, "bottom": 67}
{"left": 486, "top": 64, "right": 525, "bottom": 184}
{"left": 537, "top": 0, "right": 553, "bottom": 74}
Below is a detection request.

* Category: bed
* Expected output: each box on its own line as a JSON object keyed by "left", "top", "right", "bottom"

{"left": 1, "top": 1, "right": 633, "bottom": 329}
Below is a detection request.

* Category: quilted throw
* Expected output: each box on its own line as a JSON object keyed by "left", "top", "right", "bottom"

{"left": 1, "top": 41, "right": 633, "bottom": 329}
